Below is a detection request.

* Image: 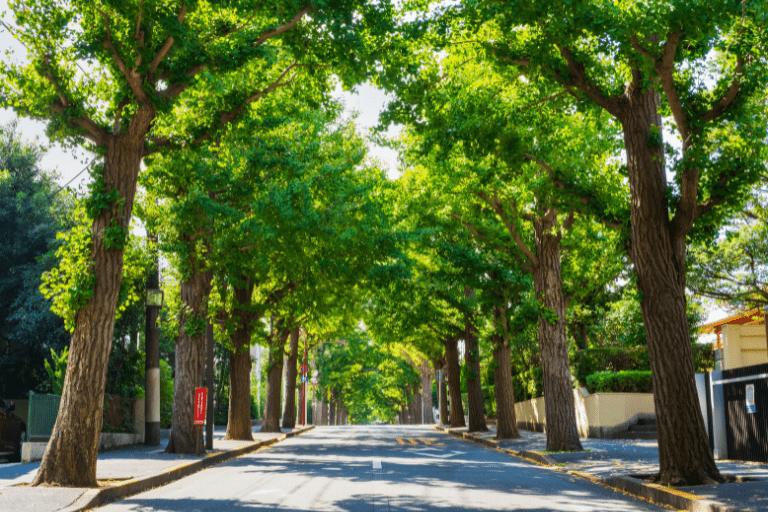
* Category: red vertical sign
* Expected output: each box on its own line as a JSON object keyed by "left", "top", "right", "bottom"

{"left": 194, "top": 387, "right": 207, "bottom": 425}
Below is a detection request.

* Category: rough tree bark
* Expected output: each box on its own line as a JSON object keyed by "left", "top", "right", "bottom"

{"left": 409, "top": 384, "right": 423, "bottom": 424}
{"left": 329, "top": 392, "right": 337, "bottom": 426}
{"left": 443, "top": 337, "right": 465, "bottom": 428}
{"left": 165, "top": 271, "right": 214, "bottom": 454}
{"left": 533, "top": 215, "right": 582, "bottom": 452}
{"left": 418, "top": 359, "right": 435, "bottom": 424}
{"left": 621, "top": 88, "right": 722, "bottom": 485}
{"left": 281, "top": 328, "right": 300, "bottom": 429}
{"left": 492, "top": 305, "right": 521, "bottom": 440}
{"left": 261, "top": 319, "right": 291, "bottom": 433}
{"left": 434, "top": 358, "right": 449, "bottom": 425}
{"left": 336, "top": 398, "right": 345, "bottom": 425}
{"left": 464, "top": 288, "right": 489, "bottom": 433}
{"left": 32, "top": 128, "right": 151, "bottom": 486}
{"left": 225, "top": 280, "right": 256, "bottom": 441}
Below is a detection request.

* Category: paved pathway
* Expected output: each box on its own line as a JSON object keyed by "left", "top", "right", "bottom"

{"left": 97, "top": 425, "right": 666, "bottom": 511}
{"left": 0, "top": 425, "right": 292, "bottom": 512}
{"left": 449, "top": 425, "right": 768, "bottom": 511}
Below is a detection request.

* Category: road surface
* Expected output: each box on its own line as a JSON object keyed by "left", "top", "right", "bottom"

{"left": 98, "top": 425, "right": 666, "bottom": 511}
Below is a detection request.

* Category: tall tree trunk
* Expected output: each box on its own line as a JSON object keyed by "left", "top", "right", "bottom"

{"left": 281, "top": 328, "right": 300, "bottom": 429}
{"left": 321, "top": 400, "right": 328, "bottom": 425}
{"left": 329, "top": 393, "right": 337, "bottom": 426}
{"left": 32, "top": 133, "right": 150, "bottom": 486}
{"left": 165, "top": 249, "right": 214, "bottom": 455}
{"left": 443, "top": 337, "right": 465, "bottom": 428}
{"left": 400, "top": 403, "right": 409, "bottom": 425}
{"left": 337, "top": 400, "right": 345, "bottom": 425}
{"left": 409, "top": 385, "right": 422, "bottom": 424}
{"left": 533, "top": 216, "right": 582, "bottom": 452}
{"left": 464, "top": 289, "right": 488, "bottom": 433}
{"left": 261, "top": 342, "right": 285, "bottom": 433}
{"left": 225, "top": 280, "right": 256, "bottom": 441}
{"left": 419, "top": 360, "right": 435, "bottom": 424}
{"left": 622, "top": 89, "right": 722, "bottom": 485}
{"left": 434, "top": 358, "right": 449, "bottom": 425}
{"left": 493, "top": 336, "right": 521, "bottom": 440}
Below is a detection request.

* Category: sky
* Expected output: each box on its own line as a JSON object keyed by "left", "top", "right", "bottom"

{"left": 0, "top": 2, "right": 731, "bottom": 330}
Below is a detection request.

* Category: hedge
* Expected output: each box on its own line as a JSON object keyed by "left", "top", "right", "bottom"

{"left": 573, "top": 344, "right": 714, "bottom": 387}
{"left": 572, "top": 347, "right": 650, "bottom": 386}
{"left": 513, "top": 366, "right": 543, "bottom": 403}
{"left": 585, "top": 370, "right": 653, "bottom": 393}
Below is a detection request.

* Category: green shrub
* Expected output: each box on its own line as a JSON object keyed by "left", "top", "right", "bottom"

{"left": 512, "top": 366, "right": 543, "bottom": 402}
{"left": 585, "top": 370, "right": 653, "bottom": 393}
{"left": 692, "top": 343, "right": 715, "bottom": 373}
{"left": 251, "top": 393, "right": 258, "bottom": 419}
{"left": 44, "top": 347, "right": 69, "bottom": 395}
{"left": 482, "top": 384, "right": 496, "bottom": 417}
{"left": 572, "top": 347, "right": 650, "bottom": 386}
{"left": 159, "top": 359, "right": 174, "bottom": 428}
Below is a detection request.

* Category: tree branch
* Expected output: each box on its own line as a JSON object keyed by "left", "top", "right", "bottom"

{"left": 702, "top": 56, "right": 745, "bottom": 123}
{"left": 449, "top": 213, "right": 509, "bottom": 256}
{"left": 521, "top": 153, "right": 623, "bottom": 230}
{"left": 475, "top": 190, "right": 538, "bottom": 268}
{"left": 645, "top": 29, "right": 691, "bottom": 143}
{"left": 149, "top": 4, "right": 189, "bottom": 76}
{"left": 146, "top": 61, "right": 307, "bottom": 155}
{"left": 98, "top": 8, "right": 150, "bottom": 103}
{"left": 554, "top": 45, "right": 622, "bottom": 118}
{"left": 43, "top": 60, "right": 109, "bottom": 146}
{"left": 253, "top": 4, "right": 311, "bottom": 47}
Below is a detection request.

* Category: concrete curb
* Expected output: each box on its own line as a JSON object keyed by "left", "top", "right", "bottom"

{"left": 58, "top": 425, "right": 315, "bottom": 512}
{"left": 433, "top": 426, "right": 750, "bottom": 512}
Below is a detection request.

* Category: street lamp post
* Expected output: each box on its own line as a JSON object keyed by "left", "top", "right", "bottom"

{"left": 144, "top": 275, "right": 163, "bottom": 446}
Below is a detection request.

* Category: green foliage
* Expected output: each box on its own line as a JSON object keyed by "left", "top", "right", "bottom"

{"left": 572, "top": 347, "right": 650, "bottom": 388}
{"left": 692, "top": 343, "right": 716, "bottom": 373}
{"left": 159, "top": 359, "right": 174, "bottom": 429}
{"left": 40, "top": 205, "right": 96, "bottom": 331}
{"left": 44, "top": 347, "right": 69, "bottom": 396}
{"left": 102, "top": 395, "right": 136, "bottom": 434}
{"left": 83, "top": 172, "right": 123, "bottom": 220}
{"left": 0, "top": 121, "right": 73, "bottom": 396}
{"left": 251, "top": 393, "right": 259, "bottom": 420}
{"left": 585, "top": 371, "right": 653, "bottom": 394}
{"left": 105, "top": 334, "right": 145, "bottom": 400}
{"left": 512, "top": 367, "right": 543, "bottom": 403}
{"left": 688, "top": 188, "right": 768, "bottom": 310}
{"left": 316, "top": 330, "right": 420, "bottom": 424}
{"left": 40, "top": 200, "right": 151, "bottom": 332}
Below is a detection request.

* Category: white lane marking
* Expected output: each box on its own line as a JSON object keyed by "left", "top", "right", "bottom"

{"left": 249, "top": 488, "right": 281, "bottom": 496}
{"left": 372, "top": 459, "right": 382, "bottom": 469}
{"left": 411, "top": 447, "right": 466, "bottom": 459}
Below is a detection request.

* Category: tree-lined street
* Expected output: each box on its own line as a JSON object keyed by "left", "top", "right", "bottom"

{"left": 1, "top": 0, "right": 767, "bottom": 509}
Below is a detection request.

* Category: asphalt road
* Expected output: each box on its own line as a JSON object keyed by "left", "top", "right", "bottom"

{"left": 98, "top": 425, "right": 667, "bottom": 511}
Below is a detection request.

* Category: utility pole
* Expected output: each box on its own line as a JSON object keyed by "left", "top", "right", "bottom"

{"left": 144, "top": 233, "right": 161, "bottom": 446}
{"left": 205, "top": 322, "right": 214, "bottom": 450}
{"left": 764, "top": 305, "right": 768, "bottom": 354}
{"left": 302, "top": 333, "right": 308, "bottom": 426}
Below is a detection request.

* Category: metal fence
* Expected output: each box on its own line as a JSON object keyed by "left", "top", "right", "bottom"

{"left": 27, "top": 392, "right": 61, "bottom": 441}
{"left": 720, "top": 363, "right": 768, "bottom": 463}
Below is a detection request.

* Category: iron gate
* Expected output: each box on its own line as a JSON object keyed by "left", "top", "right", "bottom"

{"left": 721, "top": 363, "right": 768, "bottom": 463}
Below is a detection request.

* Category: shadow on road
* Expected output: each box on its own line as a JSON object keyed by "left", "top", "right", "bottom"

{"left": 109, "top": 426, "right": 660, "bottom": 511}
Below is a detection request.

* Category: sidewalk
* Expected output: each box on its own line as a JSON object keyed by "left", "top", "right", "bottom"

{"left": 0, "top": 424, "right": 313, "bottom": 512}
{"left": 437, "top": 425, "right": 768, "bottom": 512}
